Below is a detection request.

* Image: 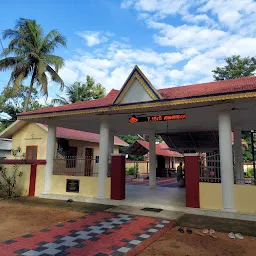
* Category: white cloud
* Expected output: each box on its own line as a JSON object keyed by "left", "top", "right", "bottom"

{"left": 57, "top": 41, "right": 189, "bottom": 93}
{"left": 182, "top": 14, "right": 215, "bottom": 26}
{"left": 47, "top": 1, "right": 256, "bottom": 100}
{"left": 77, "top": 31, "right": 111, "bottom": 47}
{"left": 198, "top": 0, "right": 256, "bottom": 32}
{"left": 121, "top": 0, "right": 192, "bottom": 18}
{"left": 119, "top": 0, "right": 256, "bottom": 89}
{"left": 148, "top": 21, "right": 227, "bottom": 50}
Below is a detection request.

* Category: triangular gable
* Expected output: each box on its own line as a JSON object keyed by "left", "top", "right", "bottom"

{"left": 0, "top": 120, "right": 48, "bottom": 139}
{"left": 113, "top": 65, "right": 162, "bottom": 104}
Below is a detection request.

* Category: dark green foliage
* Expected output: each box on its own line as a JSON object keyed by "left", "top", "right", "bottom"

{"left": 52, "top": 76, "right": 105, "bottom": 105}
{"left": 0, "top": 86, "right": 53, "bottom": 132}
{"left": 212, "top": 55, "right": 256, "bottom": 81}
{"left": 126, "top": 163, "right": 139, "bottom": 176}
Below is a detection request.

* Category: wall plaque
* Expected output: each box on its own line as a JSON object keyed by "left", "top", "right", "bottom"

{"left": 66, "top": 179, "right": 80, "bottom": 193}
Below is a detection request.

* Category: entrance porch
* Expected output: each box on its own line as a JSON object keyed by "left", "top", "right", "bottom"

{"left": 16, "top": 66, "right": 256, "bottom": 214}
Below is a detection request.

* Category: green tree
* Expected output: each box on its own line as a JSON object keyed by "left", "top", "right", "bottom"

{"left": 213, "top": 55, "right": 256, "bottom": 162}
{"left": 0, "top": 85, "right": 52, "bottom": 132}
{"left": 0, "top": 18, "right": 66, "bottom": 112}
{"left": 212, "top": 55, "right": 256, "bottom": 81}
{"left": 52, "top": 76, "right": 106, "bottom": 105}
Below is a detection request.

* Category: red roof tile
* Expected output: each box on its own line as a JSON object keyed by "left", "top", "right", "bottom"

{"left": 44, "top": 125, "right": 128, "bottom": 146}
{"left": 137, "top": 140, "right": 183, "bottom": 157}
{"left": 158, "top": 76, "right": 256, "bottom": 100}
{"left": 18, "top": 76, "right": 256, "bottom": 116}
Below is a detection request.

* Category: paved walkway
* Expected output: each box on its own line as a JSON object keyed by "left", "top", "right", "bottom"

{"left": 0, "top": 212, "right": 174, "bottom": 256}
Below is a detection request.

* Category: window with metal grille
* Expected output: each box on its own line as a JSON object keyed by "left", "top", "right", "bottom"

{"left": 66, "top": 146, "right": 77, "bottom": 168}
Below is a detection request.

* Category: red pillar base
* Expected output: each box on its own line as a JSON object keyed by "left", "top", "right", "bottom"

{"left": 184, "top": 153, "right": 200, "bottom": 208}
{"left": 111, "top": 154, "right": 125, "bottom": 200}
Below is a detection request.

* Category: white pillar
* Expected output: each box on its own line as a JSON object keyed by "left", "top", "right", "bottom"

{"left": 108, "top": 132, "right": 115, "bottom": 176}
{"left": 109, "top": 132, "right": 114, "bottom": 156}
{"left": 234, "top": 129, "right": 244, "bottom": 184}
{"left": 97, "top": 119, "right": 110, "bottom": 198}
{"left": 44, "top": 124, "right": 56, "bottom": 193}
{"left": 149, "top": 133, "right": 156, "bottom": 187}
{"left": 218, "top": 111, "right": 235, "bottom": 211}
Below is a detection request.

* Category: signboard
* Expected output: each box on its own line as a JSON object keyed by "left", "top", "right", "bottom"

{"left": 129, "top": 114, "right": 186, "bottom": 123}
{"left": 66, "top": 179, "right": 80, "bottom": 193}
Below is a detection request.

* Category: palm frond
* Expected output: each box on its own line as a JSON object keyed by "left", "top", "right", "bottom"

{"left": 37, "top": 72, "right": 48, "bottom": 96}
{"left": 1, "top": 47, "right": 26, "bottom": 57}
{"left": 0, "top": 57, "right": 24, "bottom": 71}
{"left": 46, "top": 65, "right": 64, "bottom": 89}
{"left": 45, "top": 54, "right": 64, "bottom": 72}
{"left": 41, "top": 30, "right": 66, "bottom": 53}
{"left": 51, "top": 94, "right": 69, "bottom": 105}
{"left": 13, "top": 72, "right": 25, "bottom": 88}
{"left": 2, "top": 29, "right": 20, "bottom": 40}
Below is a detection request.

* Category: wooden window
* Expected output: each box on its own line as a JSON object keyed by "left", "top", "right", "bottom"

{"left": 26, "top": 146, "right": 38, "bottom": 160}
{"left": 66, "top": 146, "right": 77, "bottom": 168}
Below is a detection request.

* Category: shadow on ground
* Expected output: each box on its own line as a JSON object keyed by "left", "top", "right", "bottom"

{"left": 7, "top": 197, "right": 115, "bottom": 213}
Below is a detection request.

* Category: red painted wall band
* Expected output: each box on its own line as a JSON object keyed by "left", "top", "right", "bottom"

{"left": 0, "top": 159, "right": 46, "bottom": 165}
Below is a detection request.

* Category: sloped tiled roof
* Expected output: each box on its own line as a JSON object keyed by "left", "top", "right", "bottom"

{"left": 45, "top": 125, "right": 128, "bottom": 146}
{"left": 126, "top": 140, "right": 183, "bottom": 157}
{"left": 18, "top": 76, "right": 256, "bottom": 116}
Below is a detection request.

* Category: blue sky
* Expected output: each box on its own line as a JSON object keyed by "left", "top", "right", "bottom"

{"left": 1, "top": 0, "right": 256, "bottom": 104}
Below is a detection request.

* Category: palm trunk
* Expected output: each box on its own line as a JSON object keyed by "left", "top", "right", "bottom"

{"left": 23, "top": 75, "right": 34, "bottom": 112}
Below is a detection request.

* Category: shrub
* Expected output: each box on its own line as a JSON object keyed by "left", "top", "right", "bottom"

{"left": 0, "top": 147, "right": 24, "bottom": 198}
{"left": 245, "top": 167, "right": 254, "bottom": 178}
{"left": 126, "top": 163, "right": 139, "bottom": 177}
{"left": 126, "top": 166, "right": 136, "bottom": 175}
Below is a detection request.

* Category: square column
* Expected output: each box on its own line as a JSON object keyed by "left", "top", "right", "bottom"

{"left": 184, "top": 153, "right": 200, "bottom": 208}
{"left": 149, "top": 133, "right": 156, "bottom": 187}
{"left": 111, "top": 154, "right": 125, "bottom": 200}
{"left": 97, "top": 118, "right": 110, "bottom": 198}
{"left": 44, "top": 124, "right": 56, "bottom": 193}
{"left": 234, "top": 129, "right": 244, "bottom": 184}
{"left": 218, "top": 111, "right": 235, "bottom": 211}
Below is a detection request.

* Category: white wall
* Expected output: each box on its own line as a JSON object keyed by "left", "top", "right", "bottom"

{"left": 121, "top": 79, "right": 153, "bottom": 104}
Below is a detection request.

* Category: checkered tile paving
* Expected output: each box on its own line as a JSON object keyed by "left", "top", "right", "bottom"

{"left": 0, "top": 212, "right": 173, "bottom": 256}
{"left": 126, "top": 177, "right": 178, "bottom": 187}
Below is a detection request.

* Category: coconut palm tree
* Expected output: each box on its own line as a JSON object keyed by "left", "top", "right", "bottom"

{"left": 0, "top": 18, "right": 66, "bottom": 112}
{"left": 52, "top": 76, "right": 105, "bottom": 105}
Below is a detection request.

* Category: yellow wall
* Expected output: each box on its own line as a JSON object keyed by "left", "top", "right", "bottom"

{"left": 234, "top": 185, "right": 256, "bottom": 214}
{"left": 35, "top": 165, "right": 45, "bottom": 196}
{"left": 12, "top": 123, "right": 48, "bottom": 159}
{"left": 199, "top": 183, "right": 222, "bottom": 210}
{"left": 199, "top": 182, "right": 256, "bottom": 214}
{"left": 11, "top": 123, "right": 120, "bottom": 161}
{"left": 51, "top": 175, "right": 111, "bottom": 198}
{"left": 1, "top": 164, "right": 111, "bottom": 198}
{"left": 5, "top": 123, "right": 119, "bottom": 199}
{"left": 126, "top": 161, "right": 148, "bottom": 174}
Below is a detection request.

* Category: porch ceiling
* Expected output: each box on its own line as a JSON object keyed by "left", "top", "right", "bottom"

{"left": 161, "top": 131, "right": 219, "bottom": 153}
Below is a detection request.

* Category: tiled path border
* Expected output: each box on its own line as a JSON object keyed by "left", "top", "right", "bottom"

{"left": 0, "top": 212, "right": 174, "bottom": 256}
